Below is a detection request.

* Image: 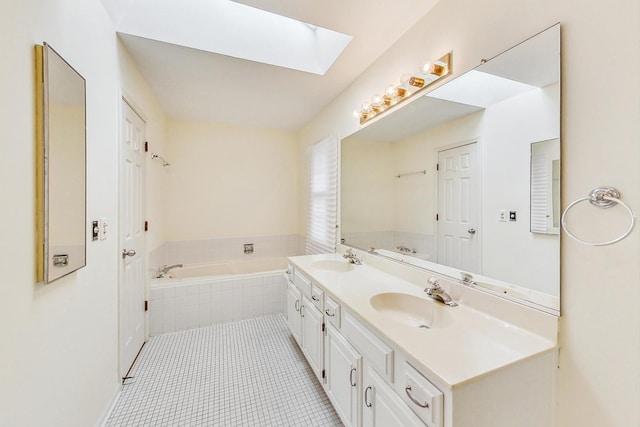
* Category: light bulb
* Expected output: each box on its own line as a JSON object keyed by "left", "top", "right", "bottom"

{"left": 420, "top": 61, "right": 433, "bottom": 74}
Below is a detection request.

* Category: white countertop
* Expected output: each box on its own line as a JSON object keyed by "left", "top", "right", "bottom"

{"left": 288, "top": 253, "right": 556, "bottom": 390}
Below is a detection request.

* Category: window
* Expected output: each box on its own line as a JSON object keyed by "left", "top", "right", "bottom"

{"left": 306, "top": 136, "right": 338, "bottom": 254}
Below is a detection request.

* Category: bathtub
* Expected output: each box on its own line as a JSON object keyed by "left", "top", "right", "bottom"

{"left": 165, "top": 257, "right": 288, "bottom": 279}
{"left": 148, "top": 257, "right": 288, "bottom": 336}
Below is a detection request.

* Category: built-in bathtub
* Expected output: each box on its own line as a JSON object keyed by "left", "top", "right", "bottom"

{"left": 148, "top": 257, "right": 288, "bottom": 336}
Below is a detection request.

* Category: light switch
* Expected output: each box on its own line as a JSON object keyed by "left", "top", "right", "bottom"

{"left": 99, "top": 218, "right": 108, "bottom": 240}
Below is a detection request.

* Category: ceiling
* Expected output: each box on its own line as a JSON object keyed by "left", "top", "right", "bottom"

{"left": 101, "top": 0, "right": 441, "bottom": 131}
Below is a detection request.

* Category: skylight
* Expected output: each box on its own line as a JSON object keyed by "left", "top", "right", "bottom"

{"left": 115, "top": 0, "right": 353, "bottom": 75}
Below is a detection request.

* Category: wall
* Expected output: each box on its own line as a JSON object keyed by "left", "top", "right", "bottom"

{"left": 300, "top": 0, "right": 640, "bottom": 425}
{"left": 0, "top": 1, "right": 168, "bottom": 426}
{"left": 0, "top": 0, "right": 120, "bottom": 426}
{"left": 165, "top": 119, "right": 298, "bottom": 241}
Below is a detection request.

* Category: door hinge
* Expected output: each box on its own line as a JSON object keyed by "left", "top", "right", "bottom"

{"left": 436, "top": 163, "right": 439, "bottom": 171}
{"left": 436, "top": 213, "right": 439, "bottom": 221}
{"left": 322, "top": 369, "right": 325, "bottom": 379}
{"left": 322, "top": 322, "right": 325, "bottom": 332}
{"left": 144, "top": 300, "right": 148, "bottom": 311}
{"left": 144, "top": 220, "right": 149, "bottom": 232}
{"left": 144, "top": 141, "right": 149, "bottom": 152}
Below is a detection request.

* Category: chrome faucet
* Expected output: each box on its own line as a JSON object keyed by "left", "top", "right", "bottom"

{"left": 396, "top": 245, "right": 415, "bottom": 254}
{"left": 424, "top": 277, "right": 458, "bottom": 307}
{"left": 156, "top": 264, "right": 183, "bottom": 278}
{"left": 342, "top": 248, "right": 362, "bottom": 265}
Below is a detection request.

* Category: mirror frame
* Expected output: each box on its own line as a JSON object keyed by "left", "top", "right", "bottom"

{"left": 35, "top": 42, "right": 87, "bottom": 284}
{"left": 339, "top": 24, "right": 561, "bottom": 315}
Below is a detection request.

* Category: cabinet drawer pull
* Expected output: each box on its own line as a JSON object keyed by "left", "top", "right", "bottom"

{"left": 325, "top": 309, "right": 335, "bottom": 317}
{"left": 294, "top": 300, "right": 300, "bottom": 312}
{"left": 364, "top": 386, "right": 373, "bottom": 407}
{"left": 405, "top": 385, "right": 429, "bottom": 408}
{"left": 312, "top": 295, "right": 320, "bottom": 301}
{"left": 300, "top": 305, "right": 305, "bottom": 317}
{"left": 350, "top": 367, "right": 357, "bottom": 387}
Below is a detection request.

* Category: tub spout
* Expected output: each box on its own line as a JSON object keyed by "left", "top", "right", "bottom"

{"left": 156, "top": 264, "right": 183, "bottom": 278}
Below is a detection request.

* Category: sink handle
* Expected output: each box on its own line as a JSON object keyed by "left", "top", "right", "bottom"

{"left": 405, "top": 385, "right": 429, "bottom": 408}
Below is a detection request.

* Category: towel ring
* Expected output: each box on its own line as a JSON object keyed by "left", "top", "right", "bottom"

{"left": 561, "top": 187, "right": 636, "bottom": 246}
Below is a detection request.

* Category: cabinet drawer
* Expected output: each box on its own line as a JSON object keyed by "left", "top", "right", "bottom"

{"left": 293, "top": 270, "right": 312, "bottom": 297}
{"left": 311, "top": 284, "right": 324, "bottom": 310}
{"left": 401, "top": 363, "right": 443, "bottom": 427}
{"left": 342, "top": 311, "right": 394, "bottom": 383}
{"left": 324, "top": 295, "right": 341, "bottom": 329}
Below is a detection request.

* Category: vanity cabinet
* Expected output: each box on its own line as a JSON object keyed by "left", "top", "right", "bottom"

{"left": 325, "top": 323, "right": 362, "bottom": 427}
{"left": 301, "top": 295, "right": 324, "bottom": 381}
{"left": 286, "top": 281, "right": 302, "bottom": 344}
{"left": 286, "top": 269, "right": 325, "bottom": 382}
{"left": 363, "top": 363, "right": 425, "bottom": 427}
{"left": 287, "top": 254, "right": 557, "bottom": 427}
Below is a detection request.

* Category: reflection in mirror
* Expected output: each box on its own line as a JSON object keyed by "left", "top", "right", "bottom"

{"left": 531, "top": 139, "right": 560, "bottom": 235}
{"left": 341, "top": 24, "right": 560, "bottom": 314}
{"left": 36, "top": 43, "right": 86, "bottom": 283}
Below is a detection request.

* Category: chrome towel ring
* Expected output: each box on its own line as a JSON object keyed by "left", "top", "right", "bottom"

{"left": 561, "top": 187, "right": 636, "bottom": 246}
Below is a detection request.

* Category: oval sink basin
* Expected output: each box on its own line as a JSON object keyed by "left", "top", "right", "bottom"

{"left": 311, "top": 260, "right": 354, "bottom": 273}
{"left": 370, "top": 292, "right": 454, "bottom": 329}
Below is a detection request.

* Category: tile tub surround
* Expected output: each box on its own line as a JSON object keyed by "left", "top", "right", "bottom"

{"left": 149, "top": 234, "right": 304, "bottom": 279}
{"left": 148, "top": 272, "right": 286, "bottom": 336}
{"left": 106, "top": 315, "right": 343, "bottom": 427}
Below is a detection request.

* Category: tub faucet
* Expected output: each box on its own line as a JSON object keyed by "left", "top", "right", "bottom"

{"left": 156, "top": 264, "right": 183, "bottom": 278}
{"left": 342, "top": 248, "right": 362, "bottom": 265}
{"left": 424, "top": 277, "right": 458, "bottom": 307}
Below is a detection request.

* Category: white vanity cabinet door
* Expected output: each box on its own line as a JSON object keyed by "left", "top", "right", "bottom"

{"left": 363, "top": 365, "right": 425, "bottom": 427}
{"left": 301, "top": 295, "right": 324, "bottom": 382}
{"left": 325, "top": 324, "right": 362, "bottom": 427}
{"left": 286, "top": 281, "right": 302, "bottom": 345}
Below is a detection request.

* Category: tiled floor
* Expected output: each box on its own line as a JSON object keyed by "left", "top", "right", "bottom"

{"left": 105, "top": 314, "right": 343, "bottom": 426}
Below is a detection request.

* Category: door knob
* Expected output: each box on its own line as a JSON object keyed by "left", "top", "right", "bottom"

{"left": 122, "top": 249, "right": 136, "bottom": 259}
{"left": 468, "top": 228, "right": 476, "bottom": 235}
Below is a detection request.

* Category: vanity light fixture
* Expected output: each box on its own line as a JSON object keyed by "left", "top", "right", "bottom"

{"left": 355, "top": 52, "right": 452, "bottom": 124}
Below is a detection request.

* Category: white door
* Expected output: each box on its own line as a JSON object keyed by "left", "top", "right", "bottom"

{"left": 325, "top": 324, "right": 362, "bottom": 427}
{"left": 437, "top": 143, "right": 479, "bottom": 272}
{"left": 119, "top": 99, "right": 146, "bottom": 379}
{"left": 301, "top": 296, "right": 324, "bottom": 382}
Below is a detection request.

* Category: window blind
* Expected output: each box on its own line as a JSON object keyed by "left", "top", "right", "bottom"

{"left": 530, "top": 151, "right": 548, "bottom": 233}
{"left": 306, "top": 136, "right": 338, "bottom": 254}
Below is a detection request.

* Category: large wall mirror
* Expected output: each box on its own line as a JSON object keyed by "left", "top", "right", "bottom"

{"left": 36, "top": 43, "right": 87, "bottom": 283}
{"left": 341, "top": 24, "right": 560, "bottom": 315}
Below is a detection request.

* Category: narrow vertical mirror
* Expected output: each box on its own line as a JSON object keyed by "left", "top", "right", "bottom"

{"left": 36, "top": 43, "right": 87, "bottom": 283}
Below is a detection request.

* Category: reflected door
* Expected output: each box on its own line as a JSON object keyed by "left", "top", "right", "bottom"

{"left": 119, "top": 100, "right": 146, "bottom": 378}
{"left": 437, "top": 143, "right": 478, "bottom": 271}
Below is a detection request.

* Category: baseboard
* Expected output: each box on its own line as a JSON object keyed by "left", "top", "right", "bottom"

{"left": 95, "top": 383, "right": 121, "bottom": 427}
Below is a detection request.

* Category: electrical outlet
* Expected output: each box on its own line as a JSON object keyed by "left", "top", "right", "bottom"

{"left": 509, "top": 211, "right": 517, "bottom": 221}
{"left": 498, "top": 210, "right": 507, "bottom": 222}
{"left": 91, "top": 220, "right": 99, "bottom": 241}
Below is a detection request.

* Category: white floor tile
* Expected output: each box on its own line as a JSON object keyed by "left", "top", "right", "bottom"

{"left": 106, "top": 314, "right": 342, "bottom": 427}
